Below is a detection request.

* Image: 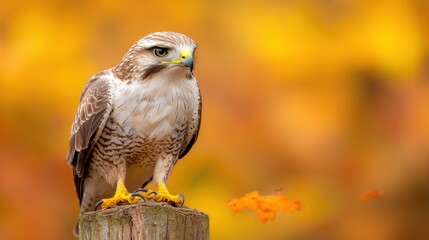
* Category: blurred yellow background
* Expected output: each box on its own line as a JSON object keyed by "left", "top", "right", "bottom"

{"left": 1, "top": 0, "right": 429, "bottom": 239}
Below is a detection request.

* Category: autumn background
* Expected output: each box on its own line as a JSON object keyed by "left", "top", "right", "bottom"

{"left": 1, "top": 0, "right": 429, "bottom": 239}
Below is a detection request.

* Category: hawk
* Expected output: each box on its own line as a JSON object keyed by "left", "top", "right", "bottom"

{"left": 67, "top": 32, "right": 201, "bottom": 236}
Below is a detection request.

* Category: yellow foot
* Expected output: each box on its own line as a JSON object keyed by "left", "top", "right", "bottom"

{"left": 132, "top": 183, "right": 184, "bottom": 207}
{"left": 95, "top": 178, "right": 144, "bottom": 210}
{"left": 95, "top": 192, "right": 142, "bottom": 210}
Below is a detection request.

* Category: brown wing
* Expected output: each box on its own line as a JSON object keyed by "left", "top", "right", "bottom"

{"left": 179, "top": 88, "right": 202, "bottom": 159}
{"left": 66, "top": 71, "right": 113, "bottom": 204}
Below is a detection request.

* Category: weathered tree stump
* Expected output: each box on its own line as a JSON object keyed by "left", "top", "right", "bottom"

{"left": 78, "top": 201, "right": 209, "bottom": 240}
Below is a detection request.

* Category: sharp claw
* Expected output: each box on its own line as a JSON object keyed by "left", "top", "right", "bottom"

{"left": 95, "top": 200, "right": 104, "bottom": 211}
{"left": 177, "top": 194, "right": 185, "bottom": 207}
{"left": 147, "top": 191, "right": 157, "bottom": 197}
{"left": 132, "top": 188, "right": 157, "bottom": 198}
{"left": 133, "top": 188, "right": 148, "bottom": 193}
{"left": 131, "top": 188, "right": 184, "bottom": 207}
{"left": 131, "top": 193, "right": 147, "bottom": 202}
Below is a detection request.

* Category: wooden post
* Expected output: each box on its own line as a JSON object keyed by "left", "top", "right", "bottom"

{"left": 78, "top": 202, "right": 209, "bottom": 240}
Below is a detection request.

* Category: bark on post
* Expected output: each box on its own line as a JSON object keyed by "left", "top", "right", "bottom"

{"left": 78, "top": 202, "right": 209, "bottom": 240}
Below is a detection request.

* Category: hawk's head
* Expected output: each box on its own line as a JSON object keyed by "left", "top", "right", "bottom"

{"left": 113, "top": 32, "right": 197, "bottom": 82}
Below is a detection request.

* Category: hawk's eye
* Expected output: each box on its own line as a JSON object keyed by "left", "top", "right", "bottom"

{"left": 153, "top": 47, "right": 168, "bottom": 57}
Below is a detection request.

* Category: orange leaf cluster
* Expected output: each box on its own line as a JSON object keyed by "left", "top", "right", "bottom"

{"left": 227, "top": 190, "right": 302, "bottom": 223}
{"left": 361, "top": 189, "right": 384, "bottom": 201}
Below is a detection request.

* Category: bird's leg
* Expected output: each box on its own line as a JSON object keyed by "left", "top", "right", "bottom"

{"left": 95, "top": 177, "right": 143, "bottom": 210}
{"left": 132, "top": 182, "right": 184, "bottom": 207}
{"left": 132, "top": 157, "right": 184, "bottom": 206}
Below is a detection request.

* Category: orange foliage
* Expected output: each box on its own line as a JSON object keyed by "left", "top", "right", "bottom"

{"left": 361, "top": 189, "right": 384, "bottom": 201}
{"left": 227, "top": 190, "right": 302, "bottom": 223}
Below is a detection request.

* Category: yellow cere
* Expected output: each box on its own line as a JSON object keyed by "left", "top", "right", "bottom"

{"left": 181, "top": 49, "right": 192, "bottom": 59}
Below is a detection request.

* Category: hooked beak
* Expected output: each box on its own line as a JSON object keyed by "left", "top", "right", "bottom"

{"left": 179, "top": 49, "right": 194, "bottom": 72}
{"left": 181, "top": 55, "right": 194, "bottom": 72}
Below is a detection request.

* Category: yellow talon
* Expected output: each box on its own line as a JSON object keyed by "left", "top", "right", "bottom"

{"left": 96, "top": 178, "right": 141, "bottom": 210}
{"left": 133, "top": 182, "right": 184, "bottom": 206}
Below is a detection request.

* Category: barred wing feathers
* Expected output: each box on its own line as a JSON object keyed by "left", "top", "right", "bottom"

{"left": 66, "top": 71, "right": 113, "bottom": 203}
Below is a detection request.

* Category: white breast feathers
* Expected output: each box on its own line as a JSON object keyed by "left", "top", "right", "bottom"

{"left": 111, "top": 68, "right": 199, "bottom": 140}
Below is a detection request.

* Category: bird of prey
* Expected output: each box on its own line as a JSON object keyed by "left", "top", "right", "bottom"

{"left": 66, "top": 32, "right": 201, "bottom": 236}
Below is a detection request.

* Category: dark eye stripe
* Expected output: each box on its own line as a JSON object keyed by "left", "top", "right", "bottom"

{"left": 141, "top": 64, "right": 167, "bottom": 80}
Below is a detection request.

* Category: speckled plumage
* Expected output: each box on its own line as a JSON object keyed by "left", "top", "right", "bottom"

{"left": 66, "top": 32, "right": 201, "bottom": 227}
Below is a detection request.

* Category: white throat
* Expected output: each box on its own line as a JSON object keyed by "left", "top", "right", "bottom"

{"left": 111, "top": 68, "right": 197, "bottom": 140}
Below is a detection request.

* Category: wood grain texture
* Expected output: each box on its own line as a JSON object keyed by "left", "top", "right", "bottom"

{"left": 79, "top": 202, "right": 209, "bottom": 240}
